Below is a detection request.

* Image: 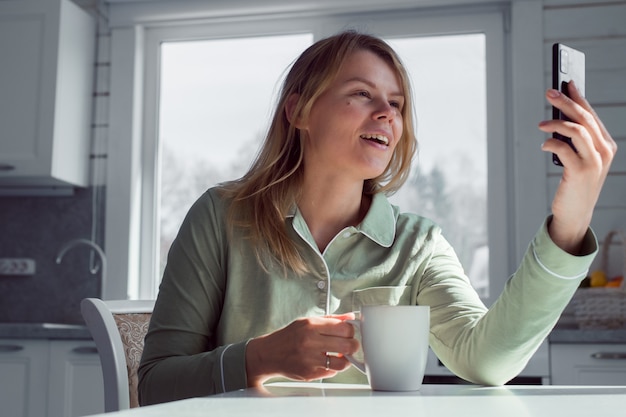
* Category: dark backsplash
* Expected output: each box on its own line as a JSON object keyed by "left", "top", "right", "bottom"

{"left": 0, "top": 186, "right": 105, "bottom": 324}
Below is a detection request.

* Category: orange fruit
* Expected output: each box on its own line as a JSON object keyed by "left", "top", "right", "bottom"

{"left": 605, "top": 276, "right": 624, "bottom": 288}
{"left": 589, "top": 270, "right": 608, "bottom": 287}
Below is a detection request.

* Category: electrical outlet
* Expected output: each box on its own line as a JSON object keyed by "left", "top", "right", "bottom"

{"left": 0, "top": 258, "right": 36, "bottom": 276}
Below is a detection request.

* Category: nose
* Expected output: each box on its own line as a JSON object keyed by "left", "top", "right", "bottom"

{"left": 372, "top": 99, "right": 395, "bottom": 121}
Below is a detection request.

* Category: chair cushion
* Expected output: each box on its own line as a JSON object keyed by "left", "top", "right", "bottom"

{"left": 114, "top": 313, "right": 151, "bottom": 408}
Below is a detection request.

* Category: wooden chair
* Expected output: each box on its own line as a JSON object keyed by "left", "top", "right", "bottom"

{"left": 81, "top": 298, "right": 155, "bottom": 412}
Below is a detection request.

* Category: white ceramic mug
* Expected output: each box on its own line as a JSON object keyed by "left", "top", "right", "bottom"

{"left": 346, "top": 305, "right": 430, "bottom": 391}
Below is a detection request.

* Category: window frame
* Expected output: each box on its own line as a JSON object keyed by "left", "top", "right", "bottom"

{"left": 105, "top": 0, "right": 547, "bottom": 301}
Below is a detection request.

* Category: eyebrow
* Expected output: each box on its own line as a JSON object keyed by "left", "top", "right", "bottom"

{"left": 343, "top": 77, "right": 405, "bottom": 98}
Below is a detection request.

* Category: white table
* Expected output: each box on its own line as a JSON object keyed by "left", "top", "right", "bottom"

{"left": 86, "top": 383, "right": 626, "bottom": 417}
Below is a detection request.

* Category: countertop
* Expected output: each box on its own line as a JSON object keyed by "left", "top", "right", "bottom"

{"left": 0, "top": 322, "right": 92, "bottom": 340}
{"left": 550, "top": 326, "right": 626, "bottom": 344}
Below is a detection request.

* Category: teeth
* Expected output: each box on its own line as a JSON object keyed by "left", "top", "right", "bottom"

{"left": 360, "top": 134, "right": 389, "bottom": 145}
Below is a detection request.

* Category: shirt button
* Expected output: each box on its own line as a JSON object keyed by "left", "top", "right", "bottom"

{"left": 317, "top": 280, "right": 326, "bottom": 290}
{"left": 342, "top": 231, "right": 351, "bottom": 239}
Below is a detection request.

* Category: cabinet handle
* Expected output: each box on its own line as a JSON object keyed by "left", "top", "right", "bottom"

{"left": 0, "top": 164, "right": 15, "bottom": 171}
{"left": 0, "top": 344, "right": 24, "bottom": 353}
{"left": 591, "top": 352, "right": 626, "bottom": 360}
{"left": 72, "top": 346, "right": 99, "bottom": 355}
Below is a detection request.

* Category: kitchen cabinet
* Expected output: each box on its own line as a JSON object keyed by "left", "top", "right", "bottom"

{"left": 0, "top": 339, "right": 49, "bottom": 417}
{"left": 0, "top": 338, "right": 104, "bottom": 417}
{"left": 551, "top": 343, "right": 626, "bottom": 385}
{"left": 0, "top": 0, "right": 95, "bottom": 189}
{"left": 48, "top": 340, "right": 105, "bottom": 417}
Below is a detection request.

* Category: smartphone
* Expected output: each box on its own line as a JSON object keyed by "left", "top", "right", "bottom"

{"left": 552, "top": 43, "right": 585, "bottom": 166}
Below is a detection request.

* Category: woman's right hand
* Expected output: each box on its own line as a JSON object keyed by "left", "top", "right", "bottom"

{"left": 245, "top": 314, "right": 359, "bottom": 387}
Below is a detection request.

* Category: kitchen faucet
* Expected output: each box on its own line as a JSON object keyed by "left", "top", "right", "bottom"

{"left": 56, "top": 238, "right": 107, "bottom": 298}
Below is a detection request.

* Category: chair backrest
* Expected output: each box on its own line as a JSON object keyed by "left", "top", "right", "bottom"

{"left": 81, "top": 298, "right": 155, "bottom": 412}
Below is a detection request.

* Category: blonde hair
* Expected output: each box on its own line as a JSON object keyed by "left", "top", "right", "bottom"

{"left": 221, "top": 30, "right": 417, "bottom": 274}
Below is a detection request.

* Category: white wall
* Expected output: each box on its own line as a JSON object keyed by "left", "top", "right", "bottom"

{"left": 543, "top": 0, "right": 626, "bottom": 277}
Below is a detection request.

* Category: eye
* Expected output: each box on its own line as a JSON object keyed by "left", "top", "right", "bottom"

{"left": 390, "top": 100, "right": 405, "bottom": 112}
{"left": 356, "top": 90, "right": 371, "bottom": 99}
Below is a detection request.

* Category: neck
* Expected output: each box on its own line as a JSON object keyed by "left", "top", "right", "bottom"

{"left": 297, "top": 178, "right": 370, "bottom": 252}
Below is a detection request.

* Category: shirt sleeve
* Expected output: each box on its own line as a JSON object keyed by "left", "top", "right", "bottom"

{"left": 420, "top": 216, "right": 597, "bottom": 385}
{"left": 138, "top": 189, "right": 249, "bottom": 405}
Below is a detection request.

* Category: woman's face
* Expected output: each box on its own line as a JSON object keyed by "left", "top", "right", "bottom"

{"left": 298, "top": 49, "right": 405, "bottom": 185}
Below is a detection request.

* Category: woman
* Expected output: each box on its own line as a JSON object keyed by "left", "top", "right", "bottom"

{"left": 138, "top": 31, "right": 617, "bottom": 405}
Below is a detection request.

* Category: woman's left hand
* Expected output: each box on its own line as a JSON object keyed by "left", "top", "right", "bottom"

{"left": 538, "top": 81, "right": 617, "bottom": 254}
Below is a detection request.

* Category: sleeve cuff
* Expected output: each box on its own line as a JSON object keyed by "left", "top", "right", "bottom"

{"left": 531, "top": 216, "right": 598, "bottom": 281}
{"left": 219, "top": 340, "right": 249, "bottom": 393}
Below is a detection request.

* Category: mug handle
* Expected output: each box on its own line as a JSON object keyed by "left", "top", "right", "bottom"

{"left": 345, "top": 319, "right": 366, "bottom": 374}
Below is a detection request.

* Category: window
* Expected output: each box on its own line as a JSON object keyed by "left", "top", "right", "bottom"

{"left": 386, "top": 34, "right": 489, "bottom": 297}
{"left": 157, "top": 34, "right": 313, "bottom": 277}
{"left": 156, "top": 33, "right": 489, "bottom": 297}
{"left": 141, "top": 12, "right": 505, "bottom": 303}
{"left": 331, "top": 9, "right": 509, "bottom": 306}
{"left": 107, "top": 0, "right": 547, "bottom": 304}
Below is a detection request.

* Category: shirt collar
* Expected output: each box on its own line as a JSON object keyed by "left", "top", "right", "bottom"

{"left": 357, "top": 192, "right": 396, "bottom": 247}
{"left": 287, "top": 192, "right": 397, "bottom": 248}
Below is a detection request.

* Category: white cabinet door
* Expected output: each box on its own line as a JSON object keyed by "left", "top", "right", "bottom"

{"left": 551, "top": 343, "right": 626, "bottom": 385}
{"left": 0, "top": 340, "right": 49, "bottom": 417}
{"left": 0, "top": 0, "right": 94, "bottom": 188}
{"left": 48, "top": 340, "right": 105, "bottom": 417}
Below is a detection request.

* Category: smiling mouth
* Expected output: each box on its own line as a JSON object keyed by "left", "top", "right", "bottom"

{"left": 360, "top": 133, "right": 389, "bottom": 146}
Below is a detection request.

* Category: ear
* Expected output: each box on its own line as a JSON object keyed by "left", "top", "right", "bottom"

{"left": 285, "top": 93, "right": 304, "bottom": 128}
